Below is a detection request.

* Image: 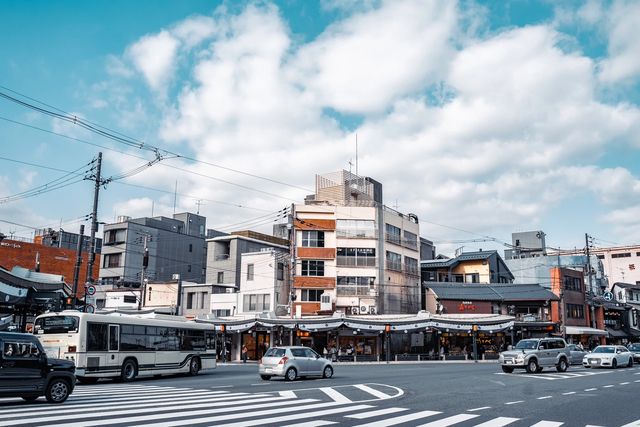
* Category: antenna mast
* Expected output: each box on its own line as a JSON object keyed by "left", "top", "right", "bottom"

{"left": 355, "top": 133, "right": 359, "bottom": 176}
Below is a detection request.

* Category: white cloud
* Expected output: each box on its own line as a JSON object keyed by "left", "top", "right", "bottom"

{"left": 599, "top": 0, "right": 640, "bottom": 83}
{"left": 126, "top": 30, "right": 180, "bottom": 92}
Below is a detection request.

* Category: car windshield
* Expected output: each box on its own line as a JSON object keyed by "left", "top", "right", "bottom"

{"left": 593, "top": 347, "right": 615, "bottom": 354}
{"left": 264, "top": 348, "right": 286, "bottom": 357}
{"left": 629, "top": 344, "right": 640, "bottom": 351}
{"left": 514, "top": 340, "right": 539, "bottom": 350}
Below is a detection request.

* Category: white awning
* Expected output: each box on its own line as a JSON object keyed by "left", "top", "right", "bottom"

{"left": 565, "top": 326, "right": 608, "bottom": 336}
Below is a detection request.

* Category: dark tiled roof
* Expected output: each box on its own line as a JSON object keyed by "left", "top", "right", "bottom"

{"left": 424, "top": 282, "right": 559, "bottom": 302}
{"left": 421, "top": 251, "right": 496, "bottom": 269}
{"left": 611, "top": 282, "right": 640, "bottom": 290}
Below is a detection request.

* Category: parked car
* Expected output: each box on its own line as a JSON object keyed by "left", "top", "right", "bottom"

{"left": 498, "top": 338, "right": 570, "bottom": 374}
{"left": 583, "top": 345, "right": 633, "bottom": 369}
{"left": 566, "top": 344, "right": 588, "bottom": 365}
{"left": 258, "top": 346, "right": 333, "bottom": 381}
{"left": 0, "top": 332, "right": 76, "bottom": 403}
{"left": 628, "top": 343, "right": 640, "bottom": 363}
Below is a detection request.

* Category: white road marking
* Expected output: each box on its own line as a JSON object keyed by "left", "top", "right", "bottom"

{"left": 354, "top": 384, "right": 392, "bottom": 400}
{"left": 603, "top": 385, "right": 614, "bottom": 388}
{"left": 529, "top": 422, "right": 563, "bottom": 427}
{"left": 620, "top": 382, "right": 630, "bottom": 385}
{"left": 279, "top": 390, "right": 298, "bottom": 398}
{"left": 345, "top": 408, "right": 408, "bottom": 419}
{"left": 584, "top": 388, "right": 597, "bottom": 391}
{"left": 537, "top": 396, "right": 553, "bottom": 400}
{"left": 505, "top": 401, "right": 524, "bottom": 405}
{"left": 353, "top": 410, "right": 441, "bottom": 427}
{"left": 562, "top": 392, "right": 576, "bottom": 395}
{"left": 468, "top": 407, "right": 492, "bottom": 412}
{"left": 635, "top": 380, "right": 640, "bottom": 383}
{"left": 620, "top": 420, "right": 640, "bottom": 427}
{"left": 318, "top": 387, "right": 352, "bottom": 403}
{"left": 416, "top": 414, "right": 479, "bottom": 427}
{"left": 281, "top": 421, "right": 337, "bottom": 427}
{"left": 473, "top": 417, "right": 520, "bottom": 427}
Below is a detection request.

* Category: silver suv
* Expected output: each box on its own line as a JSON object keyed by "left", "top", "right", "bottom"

{"left": 499, "top": 338, "right": 570, "bottom": 374}
{"left": 259, "top": 346, "right": 333, "bottom": 381}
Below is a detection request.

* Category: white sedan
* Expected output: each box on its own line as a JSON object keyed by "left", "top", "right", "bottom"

{"left": 583, "top": 345, "right": 634, "bottom": 369}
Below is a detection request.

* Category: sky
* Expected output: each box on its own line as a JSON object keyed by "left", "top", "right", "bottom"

{"left": 1, "top": 0, "right": 640, "bottom": 256}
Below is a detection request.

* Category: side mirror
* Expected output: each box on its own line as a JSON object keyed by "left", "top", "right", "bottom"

{"left": 538, "top": 346, "right": 544, "bottom": 350}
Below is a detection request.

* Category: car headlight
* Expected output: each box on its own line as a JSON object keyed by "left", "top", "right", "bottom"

{"left": 515, "top": 355, "right": 524, "bottom": 362}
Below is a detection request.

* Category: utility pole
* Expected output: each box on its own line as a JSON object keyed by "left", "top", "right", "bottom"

{"left": 585, "top": 233, "right": 597, "bottom": 328}
{"left": 86, "top": 152, "right": 102, "bottom": 287}
{"left": 71, "top": 224, "right": 85, "bottom": 308}
{"left": 138, "top": 234, "right": 149, "bottom": 311}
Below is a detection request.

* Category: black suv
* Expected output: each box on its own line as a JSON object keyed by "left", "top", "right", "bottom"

{"left": 0, "top": 332, "right": 76, "bottom": 403}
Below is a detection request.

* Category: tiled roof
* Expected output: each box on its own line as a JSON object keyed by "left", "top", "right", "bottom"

{"left": 424, "top": 282, "right": 559, "bottom": 302}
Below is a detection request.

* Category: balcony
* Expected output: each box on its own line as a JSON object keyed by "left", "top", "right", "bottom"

{"left": 214, "top": 254, "right": 230, "bottom": 261}
{"left": 385, "top": 233, "right": 402, "bottom": 246}
{"left": 386, "top": 261, "right": 402, "bottom": 272}
{"left": 336, "top": 256, "right": 376, "bottom": 267}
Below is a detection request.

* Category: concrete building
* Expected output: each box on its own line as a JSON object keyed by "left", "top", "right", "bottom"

{"left": 589, "top": 246, "right": 640, "bottom": 286}
{"left": 99, "top": 212, "right": 207, "bottom": 287}
{"left": 504, "top": 230, "right": 546, "bottom": 260}
{"left": 205, "top": 231, "right": 289, "bottom": 289}
{"left": 35, "top": 228, "right": 102, "bottom": 254}
{"left": 291, "top": 170, "right": 422, "bottom": 316}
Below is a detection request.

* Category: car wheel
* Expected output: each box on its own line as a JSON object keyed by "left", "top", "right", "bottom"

{"left": 526, "top": 359, "right": 539, "bottom": 374}
{"left": 285, "top": 367, "right": 297, "bottom": 381}
{"left": 45, "top": 379, "right": 70, "bottom": 404}
{"left": 322, "top": 366, "right": 333, "bottom": 379}
{"left": 120, "top": 359, "right": 138, "bottom": 382}
{"left": 501, "top": 366, "right": 514, "bottom": 373}
{"left": 21, "top": 396, "right": 39, "bottom": 402}
{"left": 628, "top": 358, "right": 633, "bottom": 368}
{"left": 77, "top": 376, "right": 99, "bottom": 385}
{"left": 189, "top": 357, "right": 200, "bottom": 376}
{"left": 556, "top": 358, "right": 568, "bottom": 372}
{"left": 612, "top": 359, "right": 618, "bottom": 369}
{"left": 260, "top": 375, "right": 272, "bottom": 381}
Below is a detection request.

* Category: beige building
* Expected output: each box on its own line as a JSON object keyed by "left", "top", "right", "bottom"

{"left": 291, "top": 170, "right": 421, "bottom": 316}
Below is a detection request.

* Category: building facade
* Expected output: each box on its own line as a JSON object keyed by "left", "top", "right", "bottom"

{"left": 421, "top": 250, "right": 514, "bottom": 284}
{"left": 291, "top": 170, "right": 421, "bottom": 316}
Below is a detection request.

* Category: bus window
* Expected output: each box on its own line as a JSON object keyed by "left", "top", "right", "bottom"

{"left": 108, "top": 325, "right": 119, "bottom": 351}
{"left": 34, "top": 316, "right": 79, "bottom": 334}
{"left": 87, "top": 323, "right": 108, "bottom": 351}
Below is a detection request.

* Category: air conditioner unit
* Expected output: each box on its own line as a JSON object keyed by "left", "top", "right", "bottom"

{"left": 359, "top": 306, "right": 368, "bottom": 314}
{"left": 350, "top": 307, "right": 359, "bottom": 315}
{"left": 369, "top": 306, "right": 377, "bottom": 315}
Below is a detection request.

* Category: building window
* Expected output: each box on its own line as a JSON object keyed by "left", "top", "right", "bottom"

{"left": 385, "top": 224, "right": 401, "bottom": 245}
{"left": 597, "top": 254, "right": 605, "bottom": 259}
{"left": 301, "top": 289, "right": 323, "bottom": 302}
{"left": 566, "top": 304, "right": 585, "bottom": 319}
{"left": 103, "top": 253, "right": 122, "bottom": 268}
{"left": 386, "top": 251, "right": 402, "bottom": 271}
{"left": 104, "top": 229, "right": 126, "bottom": 245}
{"left": 301, "top": 260, "right": 324, "bottom": 276}
{"left": 403, "top": 231, "right": 418, "bottom": 250}
{"left": 188, "top": 264, "right": 192, "bottom": 273}
{"left": 612, "top": 253, "right": 631, "bottom": 258}
{"left": 123, "top": 295, "right": 137, "bottom": 304}
{"left": 243, "top": 294, "right": 270, "bottom": 311}
{"left": 217, "top": 272, "right": 224, "bottom": 284}
{"left": 563, "top": 276, "right": 582, "bottom": 292}
{"left": 464, "top": 273, "right": 479, "bottom": 283}
{"left": 301, "top": 231, "right": 325, "bottom": 247}
{"left": 199, "top": 292, "right": 207, "bottom": 309}
{"left": 247, "top": 264, "right": 254, "bottom": 281}
{"left": 186, "top": 292, "right": 195, "bottom": 310}
{"left": 336, "top": 248, "right": 376, "bottom": 267}
{"left": 404, "top": 257, "right": 419, "bottom": 276}
{"left": 189, "top": 244, "right": 193, "bottom": 252}
{"left": 213, "top": 309, "right": 231, "bottom": 317}
{"left": 336, "top": 219, "right": 376, "bottom": 238}
{"left": 337, "top": 276, "right": 375, "bottom": 296}
{"left": 277, "top": 263, "right": 284, "bottom": 281}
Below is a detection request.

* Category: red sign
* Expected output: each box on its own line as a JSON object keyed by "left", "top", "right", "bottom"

{"left": 458, "top": 302, "right": 477, "bottom": 312}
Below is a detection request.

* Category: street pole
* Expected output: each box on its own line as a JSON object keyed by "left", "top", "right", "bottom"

{"left": 86, "top": 152, "right": 102, "bottom": 287}
{"left": 472, "top": 325, "right": 478, "bottom": 362}
{"left": 71, "top": 224, "right": 85, "bottom": 308}
{"left": 138, "top": 234, "right": 149, "bottom": 311}
{"left": 585, "top": 233, "right": 597, "bottom": 329}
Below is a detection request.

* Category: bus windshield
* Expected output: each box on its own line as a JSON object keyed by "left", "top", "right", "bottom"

{"left": 34, "top": 316, "right": 79, "bottom": 334}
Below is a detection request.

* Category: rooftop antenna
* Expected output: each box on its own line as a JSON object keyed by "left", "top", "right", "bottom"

{"left": 195, "top": 199, "right": 205, "bottom": 215}
{"left": 348, "top": 159, "right": 353, "bottom": 174}
{"left": 173, "top": 180, "right": 178, "bottom": 215}
{"left": 151, "top": 200, "right": 155, "bottom": 217}
{"left": 355, "top": 133, "right": 359, "bottom": 176}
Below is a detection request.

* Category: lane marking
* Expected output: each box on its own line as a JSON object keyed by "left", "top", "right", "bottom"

{"left": 537, "top": 396, "right": 553, "bottom": 400}
{"left": 620, "top": 382, "right": 630, "bottom": 385}
{"left": 354, "top": 384, "right": 392, "bottom": 400}
{"left": 282, "top": 422, "right": 337, "bottom": 427}
{"left": 634, "top": 380, "right": 640, "bottom": 383}
{"left": 473, "top": 417, "right": 520, "bottom": 427}
{"left": 603, "top": 385, "right": 614, "bottom": 388}
{"left": 318, "top": 387, "right": 352, "bottom": 404}
{"left": 505, "top": 401, "right": 524, "bottom": 405}
{"left": 584, "top": 388, "right": 597, "bottom": 392}
{"left": 279, "top": 391, "right": 298, "bottom": 398}
{"left": 620, "top": 420, "right": 640, "bottom": 427}
{"left": 468, "top": 407, "right": 492, "bottom": 412}
{"left": 352, "top": 410, "right": 441, "bottom": 427}
{"left": 529, "top": 422, "right": 564, "bottom": 427}
{"left": 212, "top": 404, "right": 375, "bottom": 427}
{"left": 562, "top": 392, "right": 576, "bottom": 395}
{"left": 345, "top": 408, "right": 408, "bottom": 419}
{"left": 416, "top": 414, "right": 479, "bottom": 427}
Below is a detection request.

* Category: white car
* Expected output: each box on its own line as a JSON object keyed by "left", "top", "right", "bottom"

{"left": 583, "top": 345, "right": 634, "bottom": 369}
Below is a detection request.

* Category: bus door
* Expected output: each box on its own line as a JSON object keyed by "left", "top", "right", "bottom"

{"left": 108, "top": 324, "right": 120, "bottom": 367}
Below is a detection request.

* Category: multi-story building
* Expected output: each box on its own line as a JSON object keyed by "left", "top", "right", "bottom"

{"left": 291, "top": 170, "right": 421, "bottom": 316}
{"left": 589, "top": 246, "right": 640, "bottom": 286}
{"left": 34, "top": 228, "right": 102, "bottom": 254}
{"left": 503, "top": 230, "right": 546, "bottom": 260}
{"left": 99, "top": 212, "right": 207, "bottom": 288}
{"left": 421, "top": 250, "right": 514, "bottom": 284}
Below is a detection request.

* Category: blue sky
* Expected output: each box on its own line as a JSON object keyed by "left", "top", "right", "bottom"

{"left": 1, "top": 0, "right": 639, "bottom": 255}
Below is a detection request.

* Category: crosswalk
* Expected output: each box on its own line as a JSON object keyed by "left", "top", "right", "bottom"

{"left": 0, "top": 383, "right": 638, "bottom": 427}
{"left": 495, "top": 368, "right": 616, "bottom": 381}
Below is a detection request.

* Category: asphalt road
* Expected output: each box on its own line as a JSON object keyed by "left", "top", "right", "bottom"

{"left": 2, "top": 362, "right": 639, "bottom": 426}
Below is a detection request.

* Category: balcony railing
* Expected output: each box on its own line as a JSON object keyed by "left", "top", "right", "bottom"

{"left": 385, "top": 233, "right": 402, "bottom": 246}
{"left": 336, "top": 286, "right": 375, "bottom": 296}
{"left": 386, "top": 260, "right": 402, "bottom": 272}
{"left": 336, "top": 256, "right": 376, "bottom": 267}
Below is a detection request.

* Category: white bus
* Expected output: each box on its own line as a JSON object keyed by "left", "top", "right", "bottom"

{"left": 33, "top": 310, "right": 216, "bottom": 384}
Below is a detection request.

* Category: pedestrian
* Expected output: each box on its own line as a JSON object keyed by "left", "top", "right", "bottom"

{"left": 241, "top": 345, "right": 248, "bottom": 363}
{"left": 330, "top": 345, "right": 337, "bottom": 362}
{"left": 439, "top": 346, "right": 445, "bottom": 360}
{"left": 323, "top": 347, "right": 328, "bottom": 358}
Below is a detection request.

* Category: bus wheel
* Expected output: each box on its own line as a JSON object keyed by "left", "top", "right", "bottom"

{"left": 77, "top": 376, "right": 99, "bottom": 385}
{"left": 189, "top": 357, "right": 201, "bottom": 376}
{"left": 120, "top": 359, "right": 138, "bottom": 382}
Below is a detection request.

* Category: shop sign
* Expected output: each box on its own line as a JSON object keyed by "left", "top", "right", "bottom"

{"left": 458, "top": 301, "right": 477, "bottom": 312}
